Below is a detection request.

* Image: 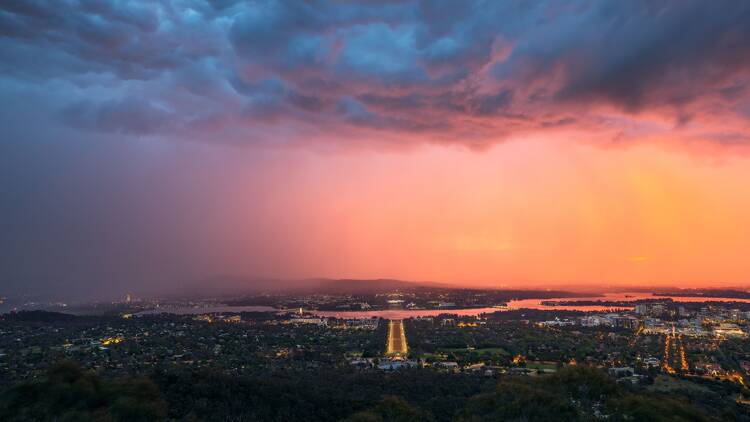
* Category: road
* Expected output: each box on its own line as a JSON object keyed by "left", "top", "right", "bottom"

{"left": 387, "top": 319, "right": 408, "bottom": 355}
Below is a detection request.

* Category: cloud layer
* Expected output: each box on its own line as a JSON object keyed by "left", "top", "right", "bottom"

{"left": 2, "top": 0, "right": 750, "bottom": 148}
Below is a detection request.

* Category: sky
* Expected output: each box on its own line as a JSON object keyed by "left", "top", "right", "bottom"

{"left": 2, "top": 1, "right": 750, "bottom": 298}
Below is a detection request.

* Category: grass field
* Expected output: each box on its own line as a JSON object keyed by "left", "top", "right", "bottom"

{"left": 428, "top": 347, "right": 510, "bottom": 358}
{"left": 648, "top": 375, "right": 712, "bottom": 394}
{"left": 525, "top": 361, "right": 558, "bottom": 371}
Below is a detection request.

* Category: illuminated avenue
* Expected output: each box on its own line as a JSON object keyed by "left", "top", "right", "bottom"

{"left": 387, "top": 319, "right": 408, "bottom": 356}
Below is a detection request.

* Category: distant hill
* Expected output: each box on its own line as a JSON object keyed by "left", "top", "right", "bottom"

{"left": 654, "top": 288, "right": 750, "bottom": 299}
{"left": 177, "top": 277, "right": 448, "bottom": 296}
{"left": 0, "top": 310, "right": 82, "bottom": 322}
{"left": 300, "top": 278, "right": 450, "bottom": 294}
{"left": 168, "top": 276, "right": 585, "bottom": 298}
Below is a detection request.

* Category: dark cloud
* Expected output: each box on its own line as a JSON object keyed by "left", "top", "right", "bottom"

{"left": 62, "top": 97, "right": 175, "bottom": 135}
{"left": 0, "top": 0, "right": 749, "bottom": 147}
{"left": 471, "top": 89, "right": 515, "bottom": 116}
{"left": 546, "top": 2, "right": 750, "bottom": 112}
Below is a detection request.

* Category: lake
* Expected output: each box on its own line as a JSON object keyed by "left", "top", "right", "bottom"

{"left": 135, "top": 292, "right": 750, "bottom": 319}
{"left": 312, "top": 292, "right": 750, "bottom": 318}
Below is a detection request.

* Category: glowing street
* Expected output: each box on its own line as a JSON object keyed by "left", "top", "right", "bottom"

{"left": 387, "top": 319, "right": 408, "bottom": 356}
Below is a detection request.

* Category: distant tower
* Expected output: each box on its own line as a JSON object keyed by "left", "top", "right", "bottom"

{"left": 125, "top": 293, "right": 132, "bottom": 303}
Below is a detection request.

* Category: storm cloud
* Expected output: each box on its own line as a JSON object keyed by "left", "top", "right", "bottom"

{"left": 1, "top": 0, "right": 749, "bottom": 148}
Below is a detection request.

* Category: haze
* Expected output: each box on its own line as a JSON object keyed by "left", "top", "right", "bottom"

{"left": 2, "top": 1, "right": 750, "bottom": 299}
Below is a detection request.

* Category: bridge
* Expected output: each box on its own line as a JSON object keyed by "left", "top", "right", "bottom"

{"left": 386, "top": 319, "right": 408, "bottom": 355}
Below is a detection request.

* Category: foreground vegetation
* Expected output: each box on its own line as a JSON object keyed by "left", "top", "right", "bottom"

{"left": 1, "top": 361, "right": 748, "bottom": 421}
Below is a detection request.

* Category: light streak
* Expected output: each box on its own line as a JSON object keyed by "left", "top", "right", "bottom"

{"left": 386, "top": 319, "right": 408, "bottom": 355}
{"left": 678, "top": 335, "right": 689, "bottom": 372}
{"left": 662, "top": 331, "right": 675, "bottom": 374}
{"left": 101, "top": 336, "right": 124, "bottom": 346}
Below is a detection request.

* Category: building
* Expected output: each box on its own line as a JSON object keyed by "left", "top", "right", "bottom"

{"left": 608, "top": 367, "right": 635, "bottom": 377}
{"left": 580, "top": 316, "right": 610, "bottom": 327}
{"left": 643, "top": 357, "right": 660, "bottom": 368}
{"left": 290, "top": 317, "right": 328, "bottom": 326}
{"left": 435, "top": 361, "right": 459, "bottom": 372}
{"left": 612, "top": 316, "right": 638, "bottom": 329}
{"left": 714, "top": 323, "right": 745, "bottom": 338}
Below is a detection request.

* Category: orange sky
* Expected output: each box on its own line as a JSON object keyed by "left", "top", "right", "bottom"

{"left": 202, "top": 137, "right": 750, "bottom": 289}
